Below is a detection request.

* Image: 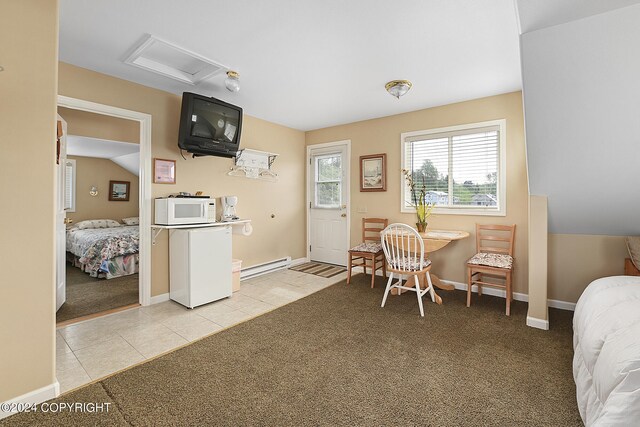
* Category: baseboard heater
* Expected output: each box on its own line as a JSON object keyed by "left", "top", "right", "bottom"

{"left": 240, "top": 257, "right": 291, "bottom": 280}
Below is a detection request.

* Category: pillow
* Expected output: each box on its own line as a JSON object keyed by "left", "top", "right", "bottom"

{"left": 75, "top": 219, "right": 122, "bottom": 229}
{"left": 122, "top": 217, "right": 139, "bottom": 226}
{"left": 627, "top": 236, "right": 640, "bottom": 270}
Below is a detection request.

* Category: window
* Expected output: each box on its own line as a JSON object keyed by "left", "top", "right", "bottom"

{"left": 65, "top": 159, "right": 76, "bottom": 212}
{"left": 314, "top": 154, "right": 342, "bottom": 208}
{"left": 401, "top": 120, "right": 506, "bottom": 216}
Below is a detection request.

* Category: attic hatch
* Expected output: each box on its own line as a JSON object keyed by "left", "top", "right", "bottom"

{"left": 124, "top": 35, "right": 227, "bottom": 85}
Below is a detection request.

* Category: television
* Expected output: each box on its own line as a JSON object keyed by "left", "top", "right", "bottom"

{"left": 178, "top": 92, "right": 243, "bottom": 158}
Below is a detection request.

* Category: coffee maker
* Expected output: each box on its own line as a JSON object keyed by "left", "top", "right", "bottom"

{"left": 221, "top": 196, "right": 239, "bottom": 221}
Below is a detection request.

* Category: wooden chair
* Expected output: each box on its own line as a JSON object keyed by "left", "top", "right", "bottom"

{"left": 466, "top": 224, "right": 516, "bottom": 316}
{"left": 347, "top": 218, "right": 388, "bottom": 288}
{"left": 380, "top": 223, "right": 436, "bottom": 317}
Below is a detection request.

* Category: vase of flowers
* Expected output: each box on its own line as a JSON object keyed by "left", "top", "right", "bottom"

{"left": 402, "top": 169, "right": 434, "bottom": 233}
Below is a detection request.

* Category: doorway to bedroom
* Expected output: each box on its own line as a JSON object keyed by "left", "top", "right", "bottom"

{"left": 56, "top": 106, "right": 142, "bottom": 325}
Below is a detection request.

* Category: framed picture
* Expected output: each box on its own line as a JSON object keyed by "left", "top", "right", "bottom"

{"left": 360, "top": 153, "right": 386, "bottom": 192}
{"left": 153, "top": 158, "right": 176, "bottom": 184}
{"left": 109, "top": 180, "right": 130, "bottom": 201}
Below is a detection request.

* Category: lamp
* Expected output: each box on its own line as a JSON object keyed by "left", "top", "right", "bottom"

{"left": 385, "top": 80, "right": 412, "bottom": 99}
{"left": 89, "top": 186, "right": 98, "bottom": 197}
{"left": 225, "top": 71, "right": 240, "bottom": 92}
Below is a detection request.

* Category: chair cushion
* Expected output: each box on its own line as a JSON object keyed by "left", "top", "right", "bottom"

{"left": 349, "top": 242, "right": 383, "bottom": 253}
{"left": 389, "top": 258, "right": 431, "bottom": 271}
{"left": 467, "top": 253, "right": 513, "bottom": 269}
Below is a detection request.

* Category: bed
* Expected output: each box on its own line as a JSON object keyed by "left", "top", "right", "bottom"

{"left": 66, "top": 223, "right": 139, "bottom": 279}
{"left": 573, "top": 275, "right": 640, "bottom": 425}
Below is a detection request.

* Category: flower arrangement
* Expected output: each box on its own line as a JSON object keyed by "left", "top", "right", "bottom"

{"left": 402, "top": 169, "right": 434, "bottom": 232}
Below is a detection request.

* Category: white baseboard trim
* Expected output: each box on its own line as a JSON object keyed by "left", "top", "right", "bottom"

{"left": 526, "top": 316, "right": 550, "bottom": 330}
{"left": 150, "top": 293, "right": 170, "bottom": 305}
{"left": 351, "top": 269, "right": 577, "bottom": 312}
{"left": 289, "top": 257, "right": 308, "bottom": 267}
{"left": 547, "top": 298, "right": 576, "bottom": 311}
{"left": 0, "top": 382, "right": 59, "bottom": 420}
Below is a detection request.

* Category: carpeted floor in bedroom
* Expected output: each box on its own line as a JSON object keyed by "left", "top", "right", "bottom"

{"left": 56, "top": 265, "right": 139, "bottom": 323}
{"left": 9, "top": 274, "right": 581, "bottom": 426}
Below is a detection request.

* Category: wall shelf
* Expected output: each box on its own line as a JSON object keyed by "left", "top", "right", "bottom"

{"left": 228, "top": 148, "right": 279, "bottom": 181}
{"left": 151, "top": 220, "right": 252, "bottom": 244}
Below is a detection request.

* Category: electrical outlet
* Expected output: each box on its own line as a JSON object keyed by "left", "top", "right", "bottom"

{"left": 357, "top": 206, "right": 368, "bottom": 213}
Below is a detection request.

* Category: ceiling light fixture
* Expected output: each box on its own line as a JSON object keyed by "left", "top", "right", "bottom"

{"left": 225, "top": 71, "right": 240, "bottom": 92}
{"left": 385, "top": 80, "right": 412, "bottom": 99}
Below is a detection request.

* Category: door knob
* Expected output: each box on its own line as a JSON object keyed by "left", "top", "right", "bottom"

{"left": 64, "top": 218, "right": 73, "bottom": 224}
{"left": 341, "top": 213, "right": 347, "bottom": 217}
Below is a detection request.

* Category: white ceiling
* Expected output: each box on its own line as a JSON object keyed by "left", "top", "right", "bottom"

{"left": 67, "top": 135, "right": 140, "bottom": 176}
{"left": 59, "top": 0, "right": 522, "bottom": 131}
{"left": 520, "top": 3, "right": 640, "bottom": 235}
{"left": 516, "top": 0, "right": 640, "bottom": 34}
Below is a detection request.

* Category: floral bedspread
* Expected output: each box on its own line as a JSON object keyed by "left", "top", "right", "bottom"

{"left": 66, "top": 226, "right": 139, "bottom": 275}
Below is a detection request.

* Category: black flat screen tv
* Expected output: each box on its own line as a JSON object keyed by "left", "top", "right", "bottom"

{"left": 178, "top": 92, "right": 243, "bottom": 158}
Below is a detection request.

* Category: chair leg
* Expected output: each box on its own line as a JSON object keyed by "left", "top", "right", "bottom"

{"left": 477, "top": 273, "right": 483, "bottom": 296}
{"left": 414, "top": 275, "right": 424, "bottom": 317}
{"left": 467, "top": 267, "right": 472, "bottom": 307}
{"left": 370, "top": 256, "right": 376, "bottom": 289}
{"left": 425, "top": 271, "right": 435, "bottom": 303}
{"left": 347, "top": 254, "right": 353, "bottom": 284}
{"left": 382, "top": 256, "right": 387, "bottom": 279}
{"left": 381, "top": 273, "right": 394, "bottom": 308}
{"left": 506, "top": 271, "right": 512, "bottom": 316}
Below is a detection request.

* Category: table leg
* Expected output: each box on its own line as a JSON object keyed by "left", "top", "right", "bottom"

{"left": 429, "top": 274, "right": 455, "bottom": 291}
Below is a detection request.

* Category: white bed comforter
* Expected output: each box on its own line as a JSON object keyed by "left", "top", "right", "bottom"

{"left": 573, "top": 275, "right": 640, "bottom": 426}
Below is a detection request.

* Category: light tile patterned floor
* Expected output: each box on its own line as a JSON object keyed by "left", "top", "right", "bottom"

{"left": 55, "top": 268, "right": 347, "bottom": 393}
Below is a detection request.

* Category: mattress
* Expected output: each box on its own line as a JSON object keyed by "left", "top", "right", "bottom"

{"left": 573, "top": 275, "right": 640, "bottom": 425}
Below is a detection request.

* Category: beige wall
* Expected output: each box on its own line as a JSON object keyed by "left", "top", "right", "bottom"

{"left": 58, "top": 63, "right": 307, "bottom": 297}
{"left": 58, "top": 107, "right": 139, "bottom": 144}
{"left": 548, "top": 234, "right": 627, "bottom": 303}
{"left": 67, "top": 156, "right": 139, "bottom": 223}
{"left": 306, "top": 92, "right": 530, "bottom": 293}
{"left": 0, "top": 0, "right": 58, "bottom": 402}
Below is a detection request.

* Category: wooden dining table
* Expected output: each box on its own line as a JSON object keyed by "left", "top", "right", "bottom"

{"left": 390, "top": 229, "right": 470, "bottom": 304}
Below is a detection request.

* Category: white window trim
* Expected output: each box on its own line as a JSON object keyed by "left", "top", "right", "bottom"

{"left": 65, "top": 159, "right": 77, "bottom": 213}
{"left": 400, "top": 119, "right": 507, "bottom": 217}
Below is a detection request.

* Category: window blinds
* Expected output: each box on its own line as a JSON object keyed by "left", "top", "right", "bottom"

{"left": 64, "top": 160, "right": 75, "bottom": 211}
{"left": 404, "top": 125, "right": 499, "bottom": 208}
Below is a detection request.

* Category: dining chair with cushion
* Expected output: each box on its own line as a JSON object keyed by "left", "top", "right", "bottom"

{"left": 380, "top": 223, "right": 436, "bottom": 317}
{"left": 347, "top": 218, "right": 388, "bottom": 288}
{"left": 466, "top": 224, "right": 516, "bottom": 315}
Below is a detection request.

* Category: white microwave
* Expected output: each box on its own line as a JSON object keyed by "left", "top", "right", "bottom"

{"left": 155, "top": 198, "right": 216, "bottom": 225}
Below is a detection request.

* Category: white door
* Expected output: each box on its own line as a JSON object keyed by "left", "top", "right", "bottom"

{"left": 309, "top": 144, "right": 349, "bottom": 266}
{"left": 55, "top": 115, "right": 68, "bottom": 311}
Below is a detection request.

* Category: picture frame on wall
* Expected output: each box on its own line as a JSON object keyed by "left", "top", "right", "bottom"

{"left": 153, "top": 158, "right": 176, "bottom": 184}
{"left": 109, "top": 180, "right": 130, "bottom": 201}
{"left": 360, "top": 153, "right": 386, "bottom": 192}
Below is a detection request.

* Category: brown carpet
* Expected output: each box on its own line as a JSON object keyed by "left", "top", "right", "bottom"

{"left": 290, "top": 261, "right": 346, "bottom": 278}
{"left": 7, "top": 274, "right": 581, "bottom": 426}
{"left": 56, "top": 266, "right": 139, "bottom": 323}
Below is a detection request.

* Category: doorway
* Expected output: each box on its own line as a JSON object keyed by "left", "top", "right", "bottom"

{"left": 55, "top": 96, "right": 152, "bottom": 324}
{"left": 307, "top": 140, "right": 350, "bottom": 266}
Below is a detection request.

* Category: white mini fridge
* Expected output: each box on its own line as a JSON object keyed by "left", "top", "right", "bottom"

{"left": 169, "top": 226, "right": 232, "bottom": 308}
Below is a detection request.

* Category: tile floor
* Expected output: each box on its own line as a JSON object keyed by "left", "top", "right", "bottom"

{"left": 56, "top": 268, "right": 347, "bottom": 393}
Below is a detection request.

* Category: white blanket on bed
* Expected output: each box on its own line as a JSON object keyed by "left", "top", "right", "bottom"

{"left": 573, "top": 275, "right": 640, "bottom": 426}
